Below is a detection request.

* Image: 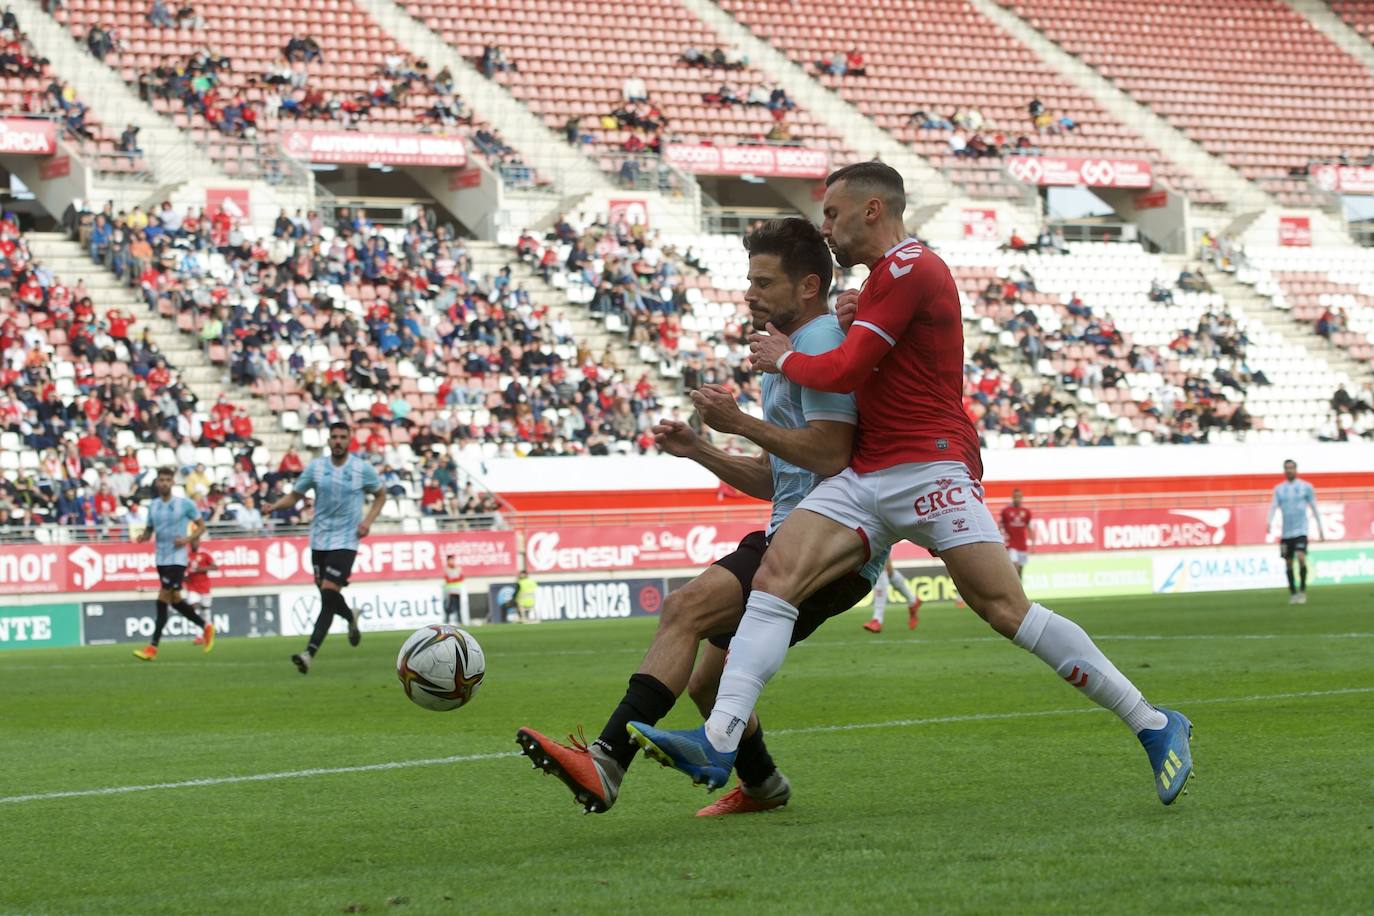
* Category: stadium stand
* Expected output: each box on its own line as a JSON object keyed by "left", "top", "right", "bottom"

{"left": 1241, "top": 245, "right": 1374, "bottom": 366}
{"left": 45, "top": 0, "right": 543, "bottom": 185}
{"left": 0, "top": 218, "right": 212, "bottom": 528}
{"left": 995, "top": 0, "right": 1374, "bottom": 206}
{"left": 0, "top": 11, "right": 147, "bottom": 175}
{"left": 397, "top": 0, "right": 851, "bottom": 166}
{"left": 49, "top": 202, "right": 683, "bottom": 526}
{"left": 1330, "top": 1, "right": 1374, "bottom": 46}
{"left": 715, "top": 0, "right": 1219, "bottom": 203}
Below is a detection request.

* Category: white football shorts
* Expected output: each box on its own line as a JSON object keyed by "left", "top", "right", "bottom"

{"left": 797, "top": 460, "right": 1003, "bottom": 559}
{"left": 1007, "top": 548, "right": 1030, "bottom": 567}
{"left": 186, "top": 591, "right": 213, "bottom": 609}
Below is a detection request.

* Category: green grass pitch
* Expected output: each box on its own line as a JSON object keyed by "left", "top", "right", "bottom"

{"left": 2, "top": 585, "right": 1371, "bottom": 914}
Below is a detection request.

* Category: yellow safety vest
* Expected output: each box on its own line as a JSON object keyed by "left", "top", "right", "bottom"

{"left": 516, "top": 577, "right": 537, "bottom": 608}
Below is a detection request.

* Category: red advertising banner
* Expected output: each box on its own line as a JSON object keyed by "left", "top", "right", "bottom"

{"left": 448, "top": 167, "right": 482, "bottom": 190}
{"left": 663, "top": 144, "right": 829, "bottom": 178}
{"left": 1134, "top": 189, "right": 1169, "bottom": 210}
{"left": 205, "top": 187, "right": 251, "bottom": 220}
{"left": 281, "top": 130, "right": 466, "bottom": 167}
{"left": 523, "top": 522, "right": 762, "bottom": 574}
{"left": 1279, "top": 216, "right": 1312, "bottom": 247}
{"left": 0, "top": 531, "right": 517, "bottom": 595}
{"left": 962, "top": 208, "right": 999, "bottom": 240}
{"left": 39, "top": 155, "right": 71, "bottom": 180}
{"left": 1310, "top": 164, "right": 1374, "bottom": 195}
{"left": 0, "top": 118, "right": 57, "bottom": 155}
{"left": 608, "top": 198, "right": 650, "bottom": 228}
{"left": 888, "top": 502, "right": 1374, "bottom": 560}
{"left": 1006, "top": 156, "right": 1152, "bottom": 188}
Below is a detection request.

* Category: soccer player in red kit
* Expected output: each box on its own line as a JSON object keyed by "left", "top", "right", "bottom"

{"left": 1000, "top": 488, "right": 1033, "bottom": 578}
{"left": 629, "top": 162, "right": 1194, "bottom": 807}
{"left": 187, "top": 535, "right": 218, "bottom": 646}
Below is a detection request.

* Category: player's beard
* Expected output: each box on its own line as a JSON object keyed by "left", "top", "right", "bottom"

{"left": 829, "top": 241, "right": 855, "bottom": 269}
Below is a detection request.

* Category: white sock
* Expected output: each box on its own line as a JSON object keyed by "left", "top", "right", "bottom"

{"left": 890, "top": 569, "right": 916, "bottom": 604}
{"left": 871, "top": 571, "right": 889, "bottom": 624}
{"left": 704, "top": 591, "right": 798, "bottom": 753}
{"left": 1012, "top": 603, "right": 1168, "bottom": 733}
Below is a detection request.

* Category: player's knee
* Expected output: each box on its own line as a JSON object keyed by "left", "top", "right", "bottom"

{"left": 972, "top": 594, "right": 1028, "bottom": 638}
{"left": 658, "top": 590, "right": 719, "bottom": 638}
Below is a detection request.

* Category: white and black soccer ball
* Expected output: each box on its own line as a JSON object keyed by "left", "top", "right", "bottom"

{"left": 396, "top": 625, "right": 486, "bottom": 711}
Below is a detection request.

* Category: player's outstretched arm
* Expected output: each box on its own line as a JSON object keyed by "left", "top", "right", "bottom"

{"left": 751, "top": 321, "right": 892, "bottom": 394}
{"left": 653, "top": 419, "right": 774, "bottom": 499}
{"left": 264, "top": 490, "right": 305, "bottom": 514}
{"left": 691, "top": 384, "right": 853, "bottom": 477}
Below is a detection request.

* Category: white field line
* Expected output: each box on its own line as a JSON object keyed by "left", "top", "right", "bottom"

{"left": 2, "top": 686, "right": 1370, "bottom": 806}
{"left": 7, "top": 631, "right": 1370, "bottom": 670}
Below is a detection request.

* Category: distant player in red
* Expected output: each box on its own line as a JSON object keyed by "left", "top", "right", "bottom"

{"left": 1000, "top": 488, "right": 1033, "bottom": 579}
{"left": 186, "top": 536, "right": 217, "bottom": 645}
{"left": 631, "top": 162, "right": 1194, "bottom": 808}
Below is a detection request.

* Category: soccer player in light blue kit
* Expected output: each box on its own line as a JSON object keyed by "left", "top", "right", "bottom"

{"left": 266, "top": 422, "right": 386, "bottom": 673}
{"left": 133, "top": 466, "right": 213, "bottom": 660}
{"left": 516, "top": 218, "right": 887, "bottom": 815}
{"left": 1269, "top": 459, "right": 1323, "bottom": 604}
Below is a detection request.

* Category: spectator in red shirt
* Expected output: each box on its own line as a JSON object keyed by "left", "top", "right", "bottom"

{"left": 420, "top": 477, "right": 445, "bottom": 515}
{"left": 77, "top": 430, "right": 104, "bottom": 459}
{"left": 146, "top": 361, "right": 170, "bottom": 391}
{"left": 119, "top": 447, "right": 140, "bottom": 475}
{"left": 93, "top": 482, "right": 117, "bottom": 519}
{"left": 107, "top": 308, "right": 136, "bottom": 341}
{"left": 211, "top": 393, "right": 235, "bottom": 423}
{"left": 230, "top": 408, "right": 256, "bottom": 446}
{"left": 202, "top": 417, "right": 226, "bottom": 446}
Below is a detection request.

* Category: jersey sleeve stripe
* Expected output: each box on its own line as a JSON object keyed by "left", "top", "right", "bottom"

{"left": 801, "top": 410, "right": 858, "bottom": 423}
{"left": 852, "top": 320, "right": 896, "bottom": 347}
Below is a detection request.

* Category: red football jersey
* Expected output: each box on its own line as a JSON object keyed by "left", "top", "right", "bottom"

{"left": 780, "top": 239, "right": 982, "bottom": 478}
{"left": 1001, "top": 506, "right": 1032, "bottom": 550}
{"left": 185, "top": 549, "right": 214, "bottom": 593}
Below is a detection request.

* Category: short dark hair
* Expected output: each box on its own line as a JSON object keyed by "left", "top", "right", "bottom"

{"left": 156, "top": 465, "right": 176, "bottom": 478}
{"left": 329, "top": 421, "right": 351, "bottom": 434}
{"left": 742, "top": 218, "right": 834, "bottom": 302}
{"left": 825, "top": 161, "right": 906, "bottom": 219}
{"left": 1283, "top": 459, "right": 1297, "bottom": 468}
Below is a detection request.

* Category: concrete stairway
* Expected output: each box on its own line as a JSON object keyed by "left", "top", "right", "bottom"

{"left": 353, "top": 0, "right": 615, "bottom": 202}
{"left": 965, "top": 0, "right": 1275, "bottom": 214}
{"left": 1283, "top": 0, "right": 1374, "bottom": 80}
{"left": 463, "top": 241, "right": 685, "bottom": 411}
{"left": 24, "top": 233, "right": 295, "bottom": 457}
{"left": 1203, "top": 261, "right": 1373, "bottom": 388}
{"left": 678, "top": 0, "right": 959, "bottom": 212}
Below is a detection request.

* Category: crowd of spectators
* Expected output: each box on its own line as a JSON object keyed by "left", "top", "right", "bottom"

{"left": 76, "top": 201, "right": 677, "bottom": 471}
{"left": 909, "top": 98, "right": 1076, "bottom": 160}
{"left": 1324, "top": 383, "right": 1374, "bottom": 441}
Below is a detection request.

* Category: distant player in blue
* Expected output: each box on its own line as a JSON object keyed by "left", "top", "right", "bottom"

{"left": 1269, "top": 459, "right": 1323, "bottom": 604}
{"left": 266, "top": 422, "right": 386, "bottom": 673}
{"left": 133, "top": 466, "right": 212, "bottom": 660}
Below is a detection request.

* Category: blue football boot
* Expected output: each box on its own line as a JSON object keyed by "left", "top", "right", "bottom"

{"left": 1138, "top": 707, "right": 1193, "bottom": 805}
{"left": 626, "top": 723, "right": 735, "bottom": 791}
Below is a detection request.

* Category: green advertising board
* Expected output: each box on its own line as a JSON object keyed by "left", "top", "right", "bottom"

{"left": 1308, "top": 546, "right": 1374, "bottom": 586}
{"left": 1020, "top": 554, "right": 1154, "bottom": 600}
{"left": 0, "top": 603, "right": 82, "bottom": 650}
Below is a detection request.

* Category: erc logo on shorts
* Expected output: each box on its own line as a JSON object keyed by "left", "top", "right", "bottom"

{"left": 913, "top": 478, "right": 985, "bottom": 519}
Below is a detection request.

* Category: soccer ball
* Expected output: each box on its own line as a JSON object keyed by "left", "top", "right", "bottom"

{"left": 396, "top": 625, "right": 486, "bottom": 711}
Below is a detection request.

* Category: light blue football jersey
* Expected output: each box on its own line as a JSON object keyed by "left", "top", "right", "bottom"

{"left": 762, "top": 314, "right": 887, "bottom": 583}
{"left": 1270, "top": 478, "right": 1318, "bottom": 539}
{"left": 148, "top": 496, "right": 201, "bottom": 566}
{"left": 294, "top": 455, "right": 382, "bottom": 551}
